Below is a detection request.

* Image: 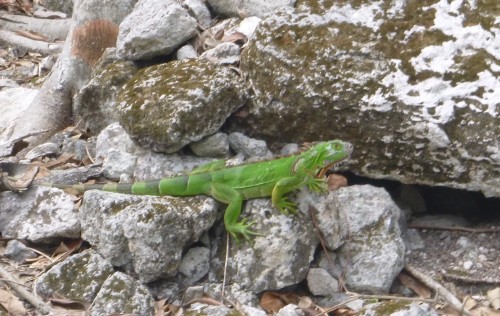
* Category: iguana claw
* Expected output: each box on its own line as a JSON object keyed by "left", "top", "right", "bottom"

{"left": 227, "top": 219, "right": 263, "bottom": 243}
{"left": 275, "top": 197, "right": 298, "bottom": 215}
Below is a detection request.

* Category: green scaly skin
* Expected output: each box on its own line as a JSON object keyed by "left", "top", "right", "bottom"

{"left": 44, "top": 140, "right": 353, "bottom": 242}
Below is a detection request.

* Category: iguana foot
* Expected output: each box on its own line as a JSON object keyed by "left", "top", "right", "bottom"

{"left": 308, "top": 178, "right": 328, "bottom": 193}
{"left": 226, "top": 218, "right": 263, "bottom": 243}
{"left": 275, "top": 197, "right": 298, "bottom": 215}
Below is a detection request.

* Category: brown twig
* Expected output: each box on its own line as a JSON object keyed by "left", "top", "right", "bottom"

{"left": 308, "top": 206, "right": 348, "bottom": 292}
{"left": 404, "top": 264, "right": 473, "bottom": 316}
{"left": 348, "top": 293, "right": 435, "bottom": 303}
{"left": 408, "top": 224, "right": 500, "bottom": 233}
{"left": 0, "top": 266, "right": 51, "bottom": 314}
{"left": 442, "top": 273, "right": 500, "bottom": 285}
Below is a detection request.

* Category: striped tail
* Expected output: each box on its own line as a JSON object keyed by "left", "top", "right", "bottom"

{"left": 39, "top": 181, "right": 161, "bottom": 195}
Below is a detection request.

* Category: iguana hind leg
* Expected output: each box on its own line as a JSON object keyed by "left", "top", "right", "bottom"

{"left": 211, "top": 183, "right": 261, "bottom": 242}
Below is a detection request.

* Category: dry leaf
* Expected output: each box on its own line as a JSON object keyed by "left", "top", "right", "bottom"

{"left": 0, "top": 288, "right": 28, "bottom": 316}
{"left": 470, "top": 306, "right": 500, "bottom": 316}
{"left": 398, "top": 272, "right": 432, "bottom": 299}
{"left": 260, "top": 292, "right": 286, "bottom": 313}
{"left": 463, "top": 295, "right": 478, "bottom": 311}
{"left": 53, "top": 239, "right": 83, "bottom": 257}
{"left": 221, "top": 31, "right": 247, "bottom": 45}
{"left": 332, "top": 308, "right": 358, "bottom": 316}
{"left": 488, "top": 288, "right": 500, "bottom": 310}
{"left": 15, "top": 30, "right": 48, "bottom": 42}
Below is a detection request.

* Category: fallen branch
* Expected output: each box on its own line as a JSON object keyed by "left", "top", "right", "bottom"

{"left": 349, "top": 293, "right": 436, "bottom": 304}
{"left": 0, "top": 265, "right": 51, "bottom": 314}
{"left": 408, "top": 224, "right": 500, "bottom": 233}
{"left": 404, "top": 264, "right": 473, "bottom": 316}
{"left": 442, "top": 272, "right": 500, "bottom": 285}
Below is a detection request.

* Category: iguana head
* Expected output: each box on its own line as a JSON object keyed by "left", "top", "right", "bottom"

{"left": 294, "top": 140, "right": 353, "bottom": 173}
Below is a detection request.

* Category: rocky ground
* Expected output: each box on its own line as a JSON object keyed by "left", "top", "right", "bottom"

{"left": 1, "top": 2, "right": 500, "bottom": 316}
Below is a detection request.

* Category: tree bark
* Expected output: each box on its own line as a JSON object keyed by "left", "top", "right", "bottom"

{"left": 0, "top": 0, "right": 138, "bottom": 155}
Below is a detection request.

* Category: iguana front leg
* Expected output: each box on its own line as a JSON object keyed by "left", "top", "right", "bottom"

{"left": 211, "top": 183, "right": 261, "bottom": 242}
{"left": 271, "top": 176, "right": 310, "bottom": 215}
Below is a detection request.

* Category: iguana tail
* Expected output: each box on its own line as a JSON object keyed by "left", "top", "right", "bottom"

{"left": 40, "top": 181, "right": 162, "bottom": 195}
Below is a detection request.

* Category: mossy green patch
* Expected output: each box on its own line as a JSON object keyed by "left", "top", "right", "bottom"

{"left": 445, "top": 51, "right": 490, "bottom": 85}
{"left": 374, "top": 300, "right": 412, "bottom": 314}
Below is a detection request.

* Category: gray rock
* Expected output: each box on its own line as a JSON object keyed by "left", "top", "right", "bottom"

{"left": 190, "top": 133, "right": 230, "bottom": 158}
{"left": 232, "top": 2, "right": 500, "bottom": 198}
{"left": 241, "top": 306, "right": 267, "bottom": 316}
{"left": 317, "top": 250, "right": 342, "bottom": 279}
{"left": 177, "top": 44, "right": 198, "bottom": 60}
{"left": 188, "top": 304, "right": 233, "bottom": 316}
{"left": 149, "top": 281, "right": 180, "bottom": 301}
{"left": 79, "top": 190, "right": 218, "bottom": 282}
{"left": 134, "top": 150, "right": 213, "bottom": 180}
{"left": 205, "top": 283, "right": 261, "bottom": 307}
{"left": 91, "top": 272, "right": 154, "bottom": 316}
{"left": 117, "top": 0, "right": 198, "bottom": 60}
{"left": 0, "top": 187, "right": 80, "bottom": 242}
{"left": 42, "top": 0, "right": 74, "bottom": 15}
{"left": 25, "top": 142, "right": 60, "bottom": 161}
{"left": 237, "top": 17, "right": 261, "bottom": 39}
{"left": 34, "top": 165, "right": 102, "bottom": 186}
{"left": 277, "top": 304, "right": 304, "bottom": 316}
{"left": 201, "top": 42, "right": 241, "bottom": 65}
{"left": 62, "top": 137, "right": 96, "bottom": 162}
{"left": 296, "top": 189, "right": 346, "bottom": 250}
{"left": 360, "top": 302, "right": 439, "bottom": 316}
{"left": 334, "top": 185, "right": 405, "bottom": 293}
{"left": 178, "top": 247, "right": 211, "bottom": 286}
{"left": 280, "top": 143, "right": 300, "bottom": 156}
{"left": 36, "top": 250, "right": 114, "bottom": 301}
{"left": 212, "top": 198, "right": 317, "bottom": 292}
{"left": 307, "top": 268, "right": 339, "bottom": 296}
{"left": 207, "top": 0, "right": 295, "bottom": 18}
{"left": 95, "top": 124, "right": 214, "bottom": 180}
{"left": 116, "top": 59, "right": 247, "bottom": 153}
{"left": 73, "top": 58, "right": 138, "bottom": 135}
{"left": 95, "top": 123, "right": 146, "bottom": 161}
{"left": 5, "top": 240, "right": 37, "bottom": 263}
{"left": 102, "top": 149, "right": 138, "bottom": 180}
{"left": 0, "top": 88, "right": 38, "bottom": 157}
{"left": 227, "top": 132, "right": 270, "bottom": 158}
{"left": 0, "top": 78, "right": 20, "bottom": 89}
{"left": 183, "top": 0, "right": 212, "bottom": 29}
{"left": 402, "top": 229, "right": 425, "bottom": 252}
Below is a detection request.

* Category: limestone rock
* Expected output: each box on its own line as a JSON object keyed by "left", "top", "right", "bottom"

{"left": 79, "top": 190, "right": 218, "bottom": 283}
{"left": 0, "top": 187, "right": 80, "bottom": 242}
{"left": 233, "top": 1, "right": 500, "bottom": 197}
{"left": 117, "top": 0, "right": 197, "bottom": 60}
{"left": 36, "top": 250, "right": 114, "bottom": 301}
{"left": 117, "top": 59, "right": 247, "bottom": 153}
{"left": 91, "top": 272, "right": 154, "bottom": 316}
{"left": 334, "top": 185, "right": 405, "bottom": 293}
{"left": 207, "top": 0, "right": 295, "bottom": 18}
{"left": 212, "top": 198, "right": 318, "bottom": 292}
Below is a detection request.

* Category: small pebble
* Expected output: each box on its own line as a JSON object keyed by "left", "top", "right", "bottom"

{"left": 463, "top": 261, "right": 473, "bottom": 270}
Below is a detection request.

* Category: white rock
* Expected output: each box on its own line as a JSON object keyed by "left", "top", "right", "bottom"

{"left": 117, "top": 0, "right": 198, "bottom": 60}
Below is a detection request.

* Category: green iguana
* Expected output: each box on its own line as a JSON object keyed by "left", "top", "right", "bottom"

{"left": 44, "top": 140, "right": 353, "bottom": 241}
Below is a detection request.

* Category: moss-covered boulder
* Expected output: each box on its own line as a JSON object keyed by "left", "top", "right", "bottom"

{"left": 36, "top": 250, "right": 114, "bottom": 302}
{"left": 233, "top": 1, "right": 499, "bottom": 197}
{"left": 117, "top": 59, "right": 247, "bottom": 153}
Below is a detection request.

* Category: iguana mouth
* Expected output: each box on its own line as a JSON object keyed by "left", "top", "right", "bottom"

{"left": 316, "top": 143, "right": 353, "bottom": 178}
{"left": 317, "top": 157, "right": 349, "bottom": 178}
